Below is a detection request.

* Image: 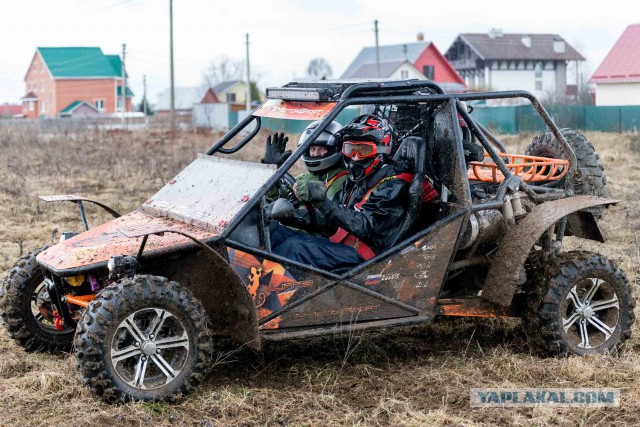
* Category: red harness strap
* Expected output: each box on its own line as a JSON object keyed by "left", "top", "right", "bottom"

{"left": 329, "top": 227, "right": 377, "bottom": 260}
{"left": 330, "top": 173, "right": 438, "bottom": 261}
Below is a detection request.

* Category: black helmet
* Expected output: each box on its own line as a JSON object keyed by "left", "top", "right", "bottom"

{"left": 298, "top": 120, "right": 344, "bottom": 173}
{"left": 338, "top": 114, "right": 398, "bottom": 181}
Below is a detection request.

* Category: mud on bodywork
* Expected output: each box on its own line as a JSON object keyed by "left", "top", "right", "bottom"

{"left": 481, "top": 195, "right": 618, "bottom": 307}
{"left": 163, "top": 246, "right": 260, "bottom": 350}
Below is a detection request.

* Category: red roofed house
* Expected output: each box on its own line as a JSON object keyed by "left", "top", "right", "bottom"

{"left": 590, "top": 24, "right": 640, "bottom": 106}
{"left": 341, "top": 34, "right": 466, "bottom": 93}
{"left": 22, "top": 47, "right": 133, "bottom": 118}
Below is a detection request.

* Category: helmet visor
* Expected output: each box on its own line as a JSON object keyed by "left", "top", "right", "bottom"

{"left": 342, "top": 140, "right": 378, "bottom": 159}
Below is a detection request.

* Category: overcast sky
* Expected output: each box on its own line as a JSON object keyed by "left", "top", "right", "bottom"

{"left": 0, "top": 0, "right": 634, "bottom": 104}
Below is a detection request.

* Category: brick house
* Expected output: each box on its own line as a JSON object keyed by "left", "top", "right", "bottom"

{"left": 21, "top": 47, "right": 133, "bottom": 118}
{"left": 590, "top": 24, "right": 640, "bottom": 106}
{"left": 341, "top": 34, "right": 466, "bottom": 93}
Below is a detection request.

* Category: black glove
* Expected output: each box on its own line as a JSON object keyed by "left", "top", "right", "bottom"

{"left": 263, "top": 133, "right": 291, "bottom": 166}
{"left": 270, "top": 198, "right": 296, "bottom": 222}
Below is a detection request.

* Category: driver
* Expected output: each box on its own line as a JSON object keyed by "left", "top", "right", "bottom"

{"left": 262, "top": 120, "right": 348, "bottom": 202}
{"left": 264, "top": 121, "right": 349, "bottom": 243}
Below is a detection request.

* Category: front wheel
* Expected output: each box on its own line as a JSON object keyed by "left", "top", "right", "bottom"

{"left": 74, "top": 275, "right": 213, "bottom": 403}
{"left": 523, "top": 251, "right": 635, "bottom": 356}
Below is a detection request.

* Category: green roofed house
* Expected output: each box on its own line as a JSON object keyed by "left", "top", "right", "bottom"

{"left": 21, "top": 47, "right": 134, "bottom": 118}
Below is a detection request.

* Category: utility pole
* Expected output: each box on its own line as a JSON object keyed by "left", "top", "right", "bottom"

{"left": 245, "top": 33, "right": 251, "bottom": 113}
{"left": 374, "top": 19, "right": 380, "bottom": 78}
{"left": 169, "top": 0, "right": 175, "bottom": 132}
{"left": 143, "top": 74, "right": 148, "bottom": 127}
{"left": 121, "top": 43, "right": 126, "bottom": 127}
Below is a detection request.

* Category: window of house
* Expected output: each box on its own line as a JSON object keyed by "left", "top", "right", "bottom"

{"left": 535, "top": 63, "right": 543, "bottom": 78}
{"left": 226, "top": 93, "right": 236, "bottom": 103}
{"left": 95, "top": 99, "right": 105, "bottom": 111}
{"left": 400, "top": 70, "right": 409, "bottom": 79}
{"left": 29, "top": 102, "right": 34, "bottom": 112}
{"left": 117, "top": 97, "right": 123, "bottom": 111}
{"left": 423, "top": 65, "right": 434, "bottom": 80}
{"left": 41, "top": 101, "right": 46, "bottom": 113}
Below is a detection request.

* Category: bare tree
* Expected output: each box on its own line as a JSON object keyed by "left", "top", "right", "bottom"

{"left": 306, "top": 57, "right": 333, "bottom": 80}
{"left": 202, "top": 55, "right": 244, "bottom": 87}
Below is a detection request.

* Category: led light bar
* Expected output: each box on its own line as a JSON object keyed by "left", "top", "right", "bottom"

{"left": 266, "top": 87, "right": 331, "bottom": 101}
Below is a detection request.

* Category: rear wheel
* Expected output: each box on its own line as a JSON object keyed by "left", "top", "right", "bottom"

{"left": 523, "top": 251, "right": 635, "bottom": 356}
{"left": 0, "top": 247, "right": 75, "bottom": 352}
{"left": 526, "top": 128, "right": 607, "bottom": 217}
{"left": 74, "top": 275, "right": 213, "bottom": 403}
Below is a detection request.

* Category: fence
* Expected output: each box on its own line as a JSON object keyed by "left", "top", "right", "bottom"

{"left": 472, "top": 104, "right": 640, "bottom": 134}
{"left": 5, "top": 104, "right": 638, "bottom": 136}
{"left": 0, "top": 116, "right": 149, "bottom": 131}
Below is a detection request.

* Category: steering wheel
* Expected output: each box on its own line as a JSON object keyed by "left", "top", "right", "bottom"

{"left": 278, "top": 172, "right": 301, "bottom": 207}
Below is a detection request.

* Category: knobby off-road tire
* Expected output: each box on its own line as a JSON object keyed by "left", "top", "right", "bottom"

{"left": 75, "top": 275, "right": 213, "bottom": 403}
{"left": 523, "top": 251, "right": 635, "bottom": 356}
{"left": 0, "top": 246, "right": 75, "bottom": 352}
{"left": 525, "top": 128, "right": 607, "bottom": 218}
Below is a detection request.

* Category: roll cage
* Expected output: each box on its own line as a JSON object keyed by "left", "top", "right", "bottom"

{"left": 195, "top": 79, "right": 582, "bottom": 333}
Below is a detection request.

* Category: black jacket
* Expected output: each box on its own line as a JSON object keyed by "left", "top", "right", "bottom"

{"left": 313, "top": 163, "right": 411, "bottom": 254}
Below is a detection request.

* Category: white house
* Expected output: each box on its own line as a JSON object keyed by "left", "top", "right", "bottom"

{"left": 445, "top": 29, "right": 584, "bottom": 101}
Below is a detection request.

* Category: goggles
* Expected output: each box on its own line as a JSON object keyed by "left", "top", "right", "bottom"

{"left": 342, "top": 140, "right": 380, "bottom": 159}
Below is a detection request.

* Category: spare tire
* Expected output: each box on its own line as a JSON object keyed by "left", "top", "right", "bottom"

{"left": 525, "top": 128, "right": 608, "bottom": 217}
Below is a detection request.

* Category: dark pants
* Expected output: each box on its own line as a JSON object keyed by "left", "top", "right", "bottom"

{"left": 271, "top": 224, "right": 364, "bottom": 271}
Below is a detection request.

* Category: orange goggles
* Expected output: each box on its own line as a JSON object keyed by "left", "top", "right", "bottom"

{"left": 342, "top": 140, "right": 380, "bottom": 159}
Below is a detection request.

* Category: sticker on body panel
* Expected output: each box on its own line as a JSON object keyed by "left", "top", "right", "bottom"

{"left": 227, "top": 248, "right": 314, "bottom": 323}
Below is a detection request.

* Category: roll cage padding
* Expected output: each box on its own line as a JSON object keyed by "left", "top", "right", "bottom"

{"left": 390, "top": 136, "right": 426, "bottom": 246}
{"left": 481, "top": 195, "right": 618, "bottom": 307}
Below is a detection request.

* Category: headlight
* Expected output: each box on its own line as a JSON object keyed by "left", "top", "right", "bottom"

{"left": 60, "top": 231, "right": 78, "bottom": 242}
{"left": 107, "top": 255, "right": 138, "bottom": 280}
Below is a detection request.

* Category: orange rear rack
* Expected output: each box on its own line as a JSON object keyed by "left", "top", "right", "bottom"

{"left": 468, "top": 153, "right": 569, "bottom": 183}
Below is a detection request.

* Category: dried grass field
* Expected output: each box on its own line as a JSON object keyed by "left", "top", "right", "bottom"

{"left": 0, "top": 124, "right": 639, "bottom": 426}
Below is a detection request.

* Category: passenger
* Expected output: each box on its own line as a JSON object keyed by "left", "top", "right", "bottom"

{"left": 271, "top": 114, "right": 436, "bottom": 271}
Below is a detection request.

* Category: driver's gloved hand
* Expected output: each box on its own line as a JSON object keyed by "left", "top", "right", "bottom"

{"left": 262, "top": 132, "right": 291, "bottom": 167}
{"left": 270, "top": 198, "right": 296, "bottom": 222}
{"left": 300, "top": 180, "right": 328, "bottom": 203}
{"left": 294, "top": 173, "right": 320, "bottom": 201}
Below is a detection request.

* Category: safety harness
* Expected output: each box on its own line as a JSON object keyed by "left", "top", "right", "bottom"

{"left": 329, "top": 173, "right": 438, "bottom": 260}
{"left": 325, "top": 170, "right": 349, "bottom": 190}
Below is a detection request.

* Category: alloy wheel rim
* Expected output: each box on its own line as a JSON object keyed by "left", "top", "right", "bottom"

{"left": 110, "top": 308, "right": 190, "bottom": 390}
{"left": 562, "top": 278, "right": 619, "bottom": 349}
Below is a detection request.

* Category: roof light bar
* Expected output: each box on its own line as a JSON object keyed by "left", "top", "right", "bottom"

{"left": 266, "top": 87, "right": 332, "bottom": 101}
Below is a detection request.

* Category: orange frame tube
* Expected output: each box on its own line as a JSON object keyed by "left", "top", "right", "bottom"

{"left": 64, "top": 294, "right": 95, "bottom": 308}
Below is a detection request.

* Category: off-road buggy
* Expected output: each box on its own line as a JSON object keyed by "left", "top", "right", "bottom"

{"left": 1, "top": 80, "right": 634, "bottom": 403}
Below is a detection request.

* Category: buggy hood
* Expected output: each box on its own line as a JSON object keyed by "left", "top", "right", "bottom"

{"left": 37, "top": 156, "right": 276, "bottom": 273}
